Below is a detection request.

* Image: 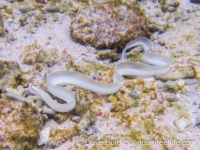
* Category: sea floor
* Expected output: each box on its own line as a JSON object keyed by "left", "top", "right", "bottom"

{"left": 0, "top": 0, "right": 200, "bottom": 150}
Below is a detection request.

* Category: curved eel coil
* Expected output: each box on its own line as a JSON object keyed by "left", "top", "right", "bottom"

{"left": 30, "top": 37, "right": 172, "bottom": 112}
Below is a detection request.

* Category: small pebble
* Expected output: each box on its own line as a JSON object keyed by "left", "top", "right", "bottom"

{"left": 20, "top": 5, "right": 29, "bottom": 13}
{"left": 45, "top": 6, "right": 60, "bottom": 13}
{"left": 175, "top": 117, "right": 191, "bottom": 132}
{"left": 87, "top": 92, "right": 94, "bottom": 103}
{"left": 82, "top": 57, "right": 96, "bottom": 64}
{"left": 91, "top": 125, "right": 99, "bottom": 133}
{"left": 8, "top": 18, "right": 13, "bottom": 23}
{"left": 71, "top": 116, "right": 80, "bottom": 123}
{"left": 130, "top": 90, "right": 139, "bottom": 99}
{"left": 166, "top": 94, "right": 179, "bottom": 102}
{"left": 38, "top": 127, "right": 51, "bottom": 146}
{"left": 42, "top": 106, "right": 56, "bottom": 115}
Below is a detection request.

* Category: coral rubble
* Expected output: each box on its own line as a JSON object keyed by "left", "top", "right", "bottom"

{"left": 70, "top": 1, "right": 149, "bottom": 51}
{"left": 0, "top": 60, "right": 26, "bottom": 92}
{"left": 0, "top": 12, "right": 4, "bottom": 35}
{"left": 23, "top": 48, "right": 59, "bottom": 67}
{"left": 96, "top": 49, "right": 119, "bottom": 61}
{"left": 0, "top": 0, "right": 199, "bottom": 149}
{"left": 0, "top": 98, "right": 42, "bottom": 149}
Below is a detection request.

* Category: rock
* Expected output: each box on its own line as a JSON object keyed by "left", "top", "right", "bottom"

{"left": 54, "top": 113, "right": 70, "bottom": 124}
{"left": 193, "top": 102, "right": 197, "bottom": 105}
{"left": 126, "top": 46, "right": 144, "bottom": 61}
{"left": 61, "top": 51, "right": 72, "bottom": 62}
{"left": 82, "top": 57, "right": 95, "bottom": 64}
{"left": 149, "top": 24, "right": 161, "bottom": 33}
{"left": 26, "top": 25, "right": 37, "bottom": 34}
{"left": 42, "top": 105, "right": 56, "bottom": 115}
{"left": 6, "top": 87, "right": 18, "bottom": 94}
{"left": 17, "top": 85, "right": 25, "bottom": 96}
{"left": 87, "top": 92, "right": 94, "bottom": 103}
{"left": 35, "top": 100, "right": 43, "bottom": 108}
{"left": 168, "top": 1, "right": 180, "bottom": 7}
{"left": 0, "top": 12, "right": 4, "bottom": 35}
{"left": 185, "top": 79, "right": 200, "bottom": 85}
{"left": 34, "top": 0, "right": 45, "bottom": 6}
{"left": 162, "top": 80, "right": 178, "bottom": 93}
{"left": 70, "top": 2, "right": 149, "bottom": 51}
{"left": 5, "top": 92, "right": 34, "bottom": 104}
{"left": 23, "top": 49, "right": 59, "bottom": 66}
{"left": 0, "top": 27, "right": 4, "bottom": 35}
{"left": 7, "top": 34, "right": 17, "bottom": 41}
{"left": 196, "top": 115, "right": 200, "bottom": 128}
{"left": 161, "top": 5, "right": 169, "bottom": 13}
{"left": 174, "top": 117, "right": 191, "bottom": 132}
{"left": 160, "top": 1, "right": 179, "bottom": 13}
{"left": 38, "top": 127, "right": 51, "bottom": 146}
{"left": 13, "top": 24, "right": 20, "bottom": 31}
{"left": 181, "top": 86, "right": 188, "bottom": 94}
{"left": 34, "top": 11, "right": 45, "bottom": 20}
{"left": 182, "top": 15, "right": 191, "bottom": 21}
{"left": 155, "top": 69, "right": 196, "bottom": 81}
{"left": 96, "top": 49, "right": 119, "bottom": 61}
{"left": 166, "top": 94, "right": 179, "bottom": 102}
{"left": 5, "top": 8, "right": 13, "bottom": 14}
{"left": 130, "top": 90, "right": 139, "bottom": 99}
{"left": 66, "top": 85, "right": 76, "bottom": 91}
{"left": 8, "top": 17, "right": 13, "bottom": 23}
{"left": 19, "top": 14, "right": 28, "bottom": 26}
{"left": 91, "top": 124, "right": 99, "bottom": 133}
{"left": 177, "top": 79, "right": 184, "bottom": 87}
{"left": 20, "top": 5, "right": 30, "bottom": 13}
{"left": 25, "top": 89, "right": 35, "bottom": 97}
{"left": 0, "top": 3, "right": 7, "bottom": 9}
{"left": 0, "top": 99, "right": 42, "bottom": 150}
{"left": 0, "top": 60, "right": 27, "bottom": 92}
{"left": 107, "top": 95, "right": 118, "bottom": 102}
{"left": 190, "top": 0, "right": 200, "bottom": 3}
{"left": 45, "top": 6, "right": 60, "bottom": 13}
{"left": 110, "top": 102, "right": 126, "bottom": 112}
{"left": 42, "top": 114, "right": 49, "bottom": 122}
{"left": 71, "top": 116, "right": 80, "bottom": 123}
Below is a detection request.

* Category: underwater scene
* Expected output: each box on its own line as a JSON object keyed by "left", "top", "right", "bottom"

{"left": 0, "top": 0, "right": 200, "bottom": 150}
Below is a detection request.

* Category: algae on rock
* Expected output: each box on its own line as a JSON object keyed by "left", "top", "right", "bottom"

{"left": 0, "top": 12, "right": 4, "bottom": 35}
{"left": 0, "top": 99, "right": 43, "bottom": 150}
{"left": 0, "top": 60, "right": 27, "bottom": 92}
{"left": 70, "top": 1, "right": 149, "bottom": 51}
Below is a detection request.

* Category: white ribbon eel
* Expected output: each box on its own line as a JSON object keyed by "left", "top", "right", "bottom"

{"left": 30, "top": 37, "right": 172, "bottom": 112}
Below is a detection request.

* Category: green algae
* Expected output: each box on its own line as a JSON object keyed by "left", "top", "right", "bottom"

{"left": 0, "top": 99, "right": 42, "bottom": 150}
{"left": 0, "top": 60, "right": 27, "bottom": 92}
{"left": 50, "top": 0, "right": 61, "bottom": 6}
{"left": 174, "top": 105, "right": 190, "bottom": 119}
{"left": 133, "top": 99, "right": 140, "bottom": 107}
{"left": 11, "top": 133, "right": 39, "bottom": 150}
{"left": 128, "top": 130, "right": 142, "bottom": 142}
{"left": 75, "top": 63, "right": 114, "bottom": 76}
{"left": 156, "top": 104, "right": 167, "bottom": 115}
{"left": 127, "top": 53, "right": 143, "bottom": 62}
{"left": 144, "top": 119, "right": 155, "bottom": 134}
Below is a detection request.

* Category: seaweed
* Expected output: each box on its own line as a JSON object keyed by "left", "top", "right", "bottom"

{"left": 0, "top": 99, "right": 42, "bottom": 149}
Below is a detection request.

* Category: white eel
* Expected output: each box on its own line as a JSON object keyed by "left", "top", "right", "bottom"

{"left": 30, "top": 37, "right": 172, "bottom": 112}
